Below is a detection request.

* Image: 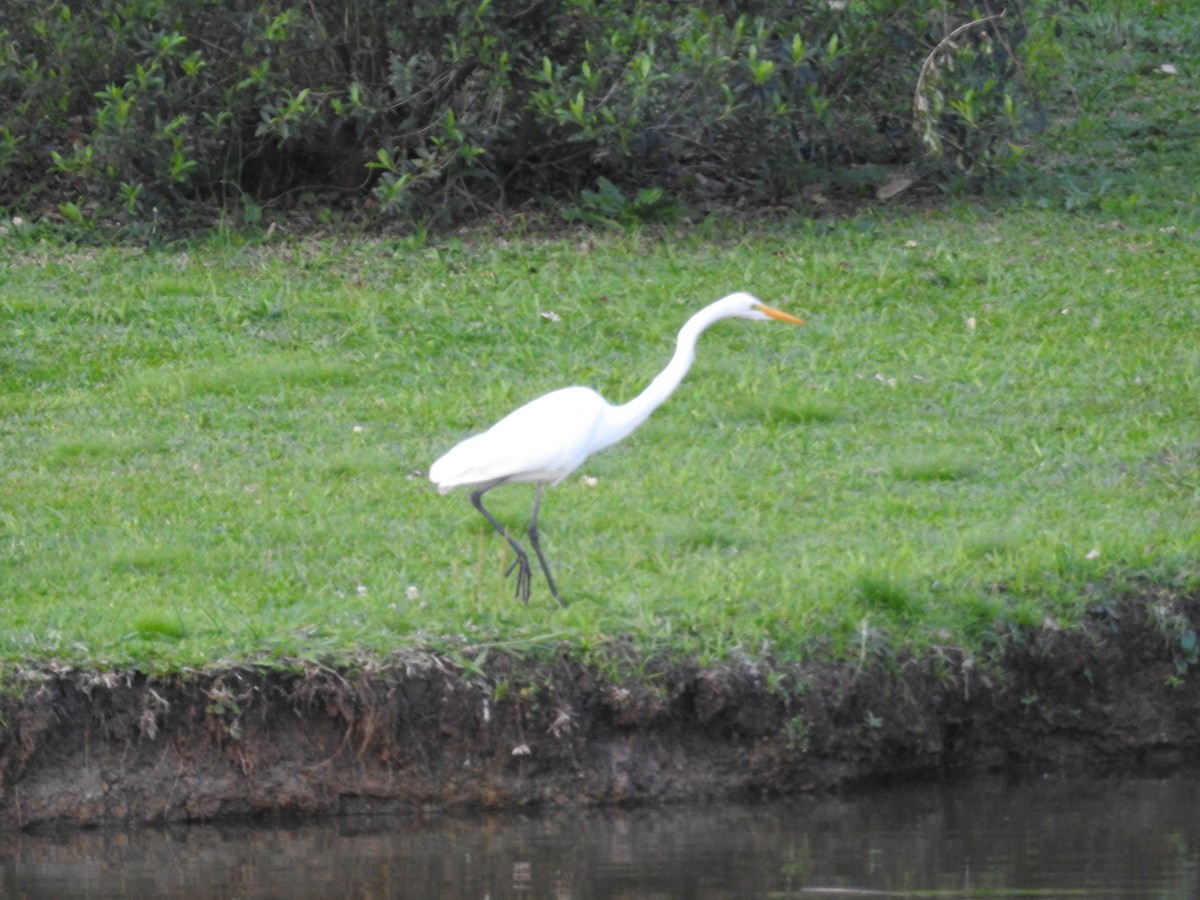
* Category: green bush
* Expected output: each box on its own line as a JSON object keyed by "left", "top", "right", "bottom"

{"left": 0, "top": 0, "right": 1054, "bottom": 231}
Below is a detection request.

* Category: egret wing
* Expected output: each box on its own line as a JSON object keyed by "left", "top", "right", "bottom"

{"left": 430, "top": 387, "right": 609, "bottom": 491}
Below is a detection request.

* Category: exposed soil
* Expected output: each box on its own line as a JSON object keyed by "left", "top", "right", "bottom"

{"left": 3, "top": 590, "right": 1199, "bottom": 829}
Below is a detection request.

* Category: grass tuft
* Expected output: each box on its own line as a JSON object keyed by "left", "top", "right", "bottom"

{"left": 889, "top": 454, "right": 979, "bottom": 483}
{"left": 855, "top": 574, "right": 923, "bottom": 618}
{"left": 132, "top": 612, "right": 188, "bottom": 642}
{"left": 758, "top": 400, "right": 841, "bottom": 426}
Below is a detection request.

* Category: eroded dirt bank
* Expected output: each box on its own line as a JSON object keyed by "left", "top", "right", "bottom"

{"left": 3, "top": 592, "right": 1199, "bottom": 828}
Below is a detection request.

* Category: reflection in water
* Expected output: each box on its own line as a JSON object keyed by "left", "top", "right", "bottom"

{"left": 2, "top": 774, "right": 1199, "bottom": 899}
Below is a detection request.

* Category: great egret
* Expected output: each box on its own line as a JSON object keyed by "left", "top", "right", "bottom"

{"left": 429, "top": 291, "right": 804, "bottom": 604}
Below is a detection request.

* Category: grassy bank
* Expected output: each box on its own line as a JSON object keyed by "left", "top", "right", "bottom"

{"left": 1, "top": 4, "right": 1197, "bottom": 673}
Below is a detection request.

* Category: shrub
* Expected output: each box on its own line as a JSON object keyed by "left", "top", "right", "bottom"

{"left": 0, "top": 0, "right": 1054, "bottom": 232}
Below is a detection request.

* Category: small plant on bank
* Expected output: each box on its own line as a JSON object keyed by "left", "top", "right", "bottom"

{"left": 564, "top": 177, "right": 685, "bottom": 228}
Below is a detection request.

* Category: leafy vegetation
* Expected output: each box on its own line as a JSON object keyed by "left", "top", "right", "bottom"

{"left": 0, "top": 0, "right": 1045, "bottom": 232}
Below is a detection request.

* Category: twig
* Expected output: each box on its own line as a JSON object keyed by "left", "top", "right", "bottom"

{"left": 912, "top": 10, "right": 1008, "bottom": 134}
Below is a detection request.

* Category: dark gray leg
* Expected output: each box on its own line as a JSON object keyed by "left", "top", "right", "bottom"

{"left": 527, "top": 484, "right": 564, "bottom": 606}
{"left": 470, "top": 486, "right": 532, "bottom": 604}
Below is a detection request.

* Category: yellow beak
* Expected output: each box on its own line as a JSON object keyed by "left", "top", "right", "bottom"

{"left": 755, "top": 303, "right": 805, "bottom": 326}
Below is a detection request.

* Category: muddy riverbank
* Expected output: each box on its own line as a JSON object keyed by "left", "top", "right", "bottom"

{"left": 3, "top": 590, "right": 1198, "bottom": 828}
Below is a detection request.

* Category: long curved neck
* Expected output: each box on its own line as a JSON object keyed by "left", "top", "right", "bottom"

{"left": 600, "top": 307, "right": 717, "bottom": 448}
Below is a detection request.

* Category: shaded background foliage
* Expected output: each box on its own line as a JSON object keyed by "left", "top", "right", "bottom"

{"left": 0, "top": 0, "right": 1051, "bottom": 232}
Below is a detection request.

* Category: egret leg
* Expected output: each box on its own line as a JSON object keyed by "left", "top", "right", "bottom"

{"left": 469, "top": 487, "right": 532, "bottom": 604}
{"left": 527, "top": 484, "right": 564, "bottom": 607}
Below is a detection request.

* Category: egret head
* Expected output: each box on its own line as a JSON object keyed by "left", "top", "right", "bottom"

{"left": 716, "top": 291, "right": 805, "bottom": 325}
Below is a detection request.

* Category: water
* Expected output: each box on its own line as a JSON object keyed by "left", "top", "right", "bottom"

{"left": 3, "top": 774, "right": 1199, "bottom": 898}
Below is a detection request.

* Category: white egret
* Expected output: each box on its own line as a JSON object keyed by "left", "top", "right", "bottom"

{"left": 429, "top": 291, "right": 804, "bottom": 604}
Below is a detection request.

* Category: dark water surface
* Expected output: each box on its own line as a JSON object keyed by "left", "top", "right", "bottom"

{"left": 3, "top": 774, "right": 1199, "bottom": 898}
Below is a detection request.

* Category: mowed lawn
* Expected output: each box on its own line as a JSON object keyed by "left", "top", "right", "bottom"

{"left": 2, "top": 203, "right": 1196, "bottom": 670}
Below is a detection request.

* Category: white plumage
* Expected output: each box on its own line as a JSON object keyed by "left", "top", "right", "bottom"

{"left": 430, "top": 386, "right": 610, "bottom": 492}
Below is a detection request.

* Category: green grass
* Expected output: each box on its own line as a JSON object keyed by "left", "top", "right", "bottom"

{"left": 1, "top": 2, "right": 1198, "bottom": 671}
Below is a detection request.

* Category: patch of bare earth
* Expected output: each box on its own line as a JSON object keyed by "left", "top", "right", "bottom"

{"left": 2, "top": 590, "right": 1199, "bottom": 828}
